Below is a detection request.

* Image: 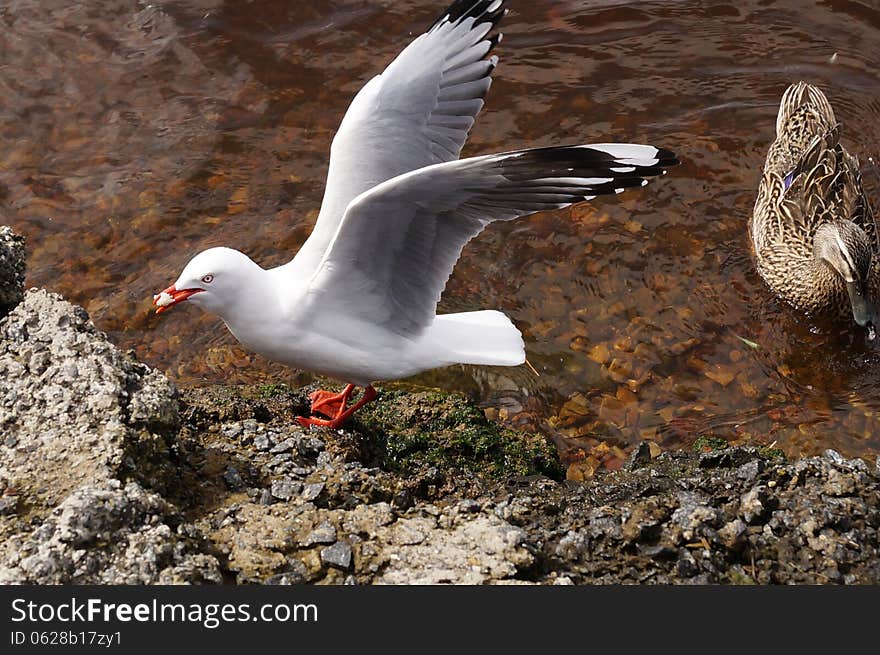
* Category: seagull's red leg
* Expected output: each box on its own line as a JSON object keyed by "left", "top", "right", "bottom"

{"left": 308, "top": 384, "right": 355, "bottom": 418}
{"left": 297, "top": 385, "right": 377, "bottom": 429}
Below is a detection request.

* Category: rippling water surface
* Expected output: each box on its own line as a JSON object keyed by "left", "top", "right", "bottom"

{"left": 3, "top": 0, "right": 880, "bottom": 465}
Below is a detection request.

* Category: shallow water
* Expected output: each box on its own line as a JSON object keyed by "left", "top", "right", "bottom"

{"left": 3, "top": 0, "right": 880, "bottom": 465}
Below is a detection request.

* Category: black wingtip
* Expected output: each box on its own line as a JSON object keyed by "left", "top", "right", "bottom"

{"left": 655, "top": 147, "right": 681, "bottom": 168}
{"left": 429, "top": 0, "right": 508, "bottom": 34}
{"left": 495, "top": 144, "right": 681, "bottom": 198}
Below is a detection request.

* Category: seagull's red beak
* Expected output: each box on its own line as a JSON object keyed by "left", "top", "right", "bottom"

{"left": 153, "top": 285, "right": 203, "bottom": 314}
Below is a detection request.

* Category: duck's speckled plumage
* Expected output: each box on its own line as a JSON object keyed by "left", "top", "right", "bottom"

{"left": 751, "top": 82, "right": 879, "bottom": 325}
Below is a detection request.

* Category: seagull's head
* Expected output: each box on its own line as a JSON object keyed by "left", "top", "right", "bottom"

{"left": 153, "top": 247, "right": 259, "bottom": 318}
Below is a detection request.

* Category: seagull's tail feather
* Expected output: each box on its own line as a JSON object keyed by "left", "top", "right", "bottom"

{"left": 428, "top": 310, "right": 525, "bottom": 366}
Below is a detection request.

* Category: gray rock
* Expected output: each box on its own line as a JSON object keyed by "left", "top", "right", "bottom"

{"left": 717, "top": 519, "right": 747, "bottom": 549}
{"left": 376, "top": 515, "right": 533, "bottom": 584}
{"left": 822, "top": 469, "right": 857, "bottom": 497}
{"left": 458, "top": 499, "right": 481, "bottom": 514}
{"left": 670, "top": 492, "right": 717, "bottom": 542}
{"left": 739, "top": 487, "right": 767, "bottom": 524}
{"left": 270, "top": 438, "right": 296, "bottom": 454}
{"left": 264, "top": 560, "right": 308, "bottom": 585}
{"left": 627, "top": 442, "right": 653, "bottom": 471}
{"left": 0, "top": 496, "right": 18, "bottom": 516}
{"left": 736, "top": 460, "right": 762, "bottom": 481}
{"left": 0, "top": 226, "right": 25, "bottom": 318}
{"left": 676, "top": 549, "right": 699, "bottom": 577}
{"left": 223, "top": 467, "right": 244, "bottom": 491}
{"left": 321, "top": 541, "right": 352, "bottom": 569}
{"left": 221, "top": 423, "right": 242, "bottom": 439}
{"left": 302, "top": 482, "right": 324, "bottom": 502}
{"left": 270, "top": 478, "right": 301, "bottom": 501}
{"left": 0, "top": 481, "right": 221, "bottom": 584}
{"left": 297, "top": 436, "right": 325, "bottom": 458}
{"left": 301, "top": 520, "right": 337, "bottom": 547}
{"left": 0, "top": 290, "right": 179, "bottom": 515}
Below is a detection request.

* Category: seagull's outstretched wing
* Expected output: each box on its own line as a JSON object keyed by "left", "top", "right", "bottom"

{"left": 304, "top": 144, "right": 679, "bottom": 337}
{"left": 297, "top": 0, "right": 506, "bottom": 266}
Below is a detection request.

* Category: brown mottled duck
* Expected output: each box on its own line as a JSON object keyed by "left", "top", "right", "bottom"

{"left": 751, "top": 81, "right": 879, "bottom": 338}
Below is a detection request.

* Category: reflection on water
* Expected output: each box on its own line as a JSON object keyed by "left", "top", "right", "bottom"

{"left": 2, "top": 0, "right": 880, "bottom": 464}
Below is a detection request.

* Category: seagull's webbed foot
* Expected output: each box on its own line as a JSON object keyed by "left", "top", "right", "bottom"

{"left": 308, "top": 385, "right": 355, "bottom": 418}
{"left": 297, "top": 384, "right": 377, "bottom": 429}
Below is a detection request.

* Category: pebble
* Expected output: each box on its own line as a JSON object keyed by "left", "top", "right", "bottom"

{"left": 264, "top": 571, "right": 306, "bottom": 585}
{"left": 736, "top": 460, "right": 762, "bottom": 482}
{"left": 823, "top": 449, "right": 845, "bottom": 464}
{"left": 264, "top": 559, "right": 308, "bottom": 585}
{"left": 221, "top": 423, "right": 242, "bottom": 439}
{"left": 268, "top": 453, "right": 292, "bottom": 467}
{"left": 739, "top": 487, "right": 766, "bottom": 524}
{"left": 822, "top": 469, "right": 856, "bottom": 497}
{"left": 676, "top": 550, "right": 699, "bottom": 577}
{"left": 271, "top": 479, "right": 302, "bottom": 501}
{"left": 253, "top": 434, "right": 271, "bottom": 451}
{"left": 626, "top": 442, "right": 653, "bottom": 471}
{"left": 270, "top": 438, "right": 296, "bottom": 454}
{"left": 0, "top": 496, "right": 18, "bottom": 515}
{"left": 302, "top": 482, "right": 324, "bottom": 502}
{"left": 392, "top": 490, "right": 413, "bottom": 511}
{"left": 302, "top": 520, "right": 337, "bottom": 547}
{"left": 320, "top": 541, "right": 352, "bottom": 569}
{"left": 222, "top": 466, "right": 244, "bottom": 490}
{"left": 458, "top": 499, "right": 481, "bottom": 514}
{"left": 298, "top": 436, "right": 325, "bottom": 458}
{"left": 392, "top": 524, "right": 426, "bottom": 546}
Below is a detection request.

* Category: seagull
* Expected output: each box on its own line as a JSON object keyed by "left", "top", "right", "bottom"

{"left": 154, "top": 0, "right": 679, "bottom": 429}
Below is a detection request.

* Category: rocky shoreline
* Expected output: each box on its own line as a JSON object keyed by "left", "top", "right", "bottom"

{"left": 1, "top": 227, "right": 879, "bottom": 584}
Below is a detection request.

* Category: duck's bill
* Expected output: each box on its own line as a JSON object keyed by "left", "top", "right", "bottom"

{"left": 153, "top": 285, "right": 202, "bottom": 314}
{"left": 845, "top": 281, "right": 876, "bottom": 339}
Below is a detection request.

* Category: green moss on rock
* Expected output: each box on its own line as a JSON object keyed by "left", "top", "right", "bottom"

{"left": 358, "top": 389, "right": 563, "bottom": 480}
{"left": 692, "top": 435, "right": 729, "bottom": 452}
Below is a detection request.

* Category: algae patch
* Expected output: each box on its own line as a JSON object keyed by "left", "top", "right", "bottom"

{"left": 359, "top": 390, "right": 562, "bottom": 480}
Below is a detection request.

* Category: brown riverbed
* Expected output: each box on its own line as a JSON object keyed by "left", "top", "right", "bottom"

{"left": 2, "top": 0, "right": 880, "bottom": 465}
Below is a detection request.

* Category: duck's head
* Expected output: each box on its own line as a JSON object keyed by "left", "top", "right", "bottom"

{"left": 153, "top": 247, "right": 260, "bottom": 319}
{"left": 814, "top": 221, "right": 876, "bottom": 337}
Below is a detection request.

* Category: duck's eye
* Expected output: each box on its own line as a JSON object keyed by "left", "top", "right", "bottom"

{"left": 201, "top": 274, "right": 214, "bottom": 284}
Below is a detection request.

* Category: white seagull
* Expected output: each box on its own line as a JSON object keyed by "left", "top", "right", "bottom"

{"left": 154, "top": 0, "right": 679, "bottom": 428}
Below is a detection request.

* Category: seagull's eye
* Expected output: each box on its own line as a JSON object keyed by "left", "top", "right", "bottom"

{"left": 201, "top": 274, "right": 214, "bottom": 284}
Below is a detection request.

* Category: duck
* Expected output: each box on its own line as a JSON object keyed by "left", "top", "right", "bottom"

{"left": 153, "top": 0, "right": 678, "bottom": 428}
{"left": 751, "top": 81, "right": 879, "bottom": 338}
